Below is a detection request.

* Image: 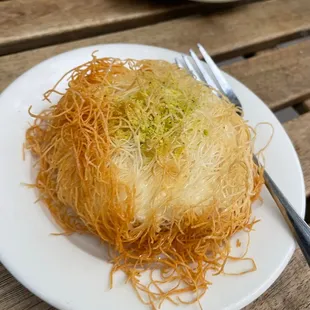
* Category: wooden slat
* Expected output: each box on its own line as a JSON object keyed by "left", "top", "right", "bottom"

{"left": 0, "top": 263, "right": 52, "bottom": 310}
{"left": 244, "top": 248, "right": 310, "bottom": 310}
{"left": 223, "top": 39, "right": 310, "bottom": 112}
{"left": 1, "top": 248, "right": 309, "bottom": 310}
{"left": 0, "top": 0, "right": 200, "bottom": 56}
{"left": 284, "top": 112, "right": 310, "bottom": 198}
{"left": 1, "top": 37, "right": 310, "bottom": 113}
{"left": 0, "top": 0, "right": 310, "bottom": 57}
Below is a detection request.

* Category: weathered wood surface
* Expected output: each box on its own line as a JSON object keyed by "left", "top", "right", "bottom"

{"left": 0, "top": 0, "right": 199, "bottom": 56}
{"left": 1, "top": 0, "right": 310, "bottom": 57}
{"left": 223, "top": 39, "right": 310, "bottom": 111}
{"left": 1, "top": 10, "right": 310, "bottom": 111}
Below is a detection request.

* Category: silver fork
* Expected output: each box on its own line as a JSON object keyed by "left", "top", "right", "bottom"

{"left": 176, "top": 44, "right": 310, "bottom": 266}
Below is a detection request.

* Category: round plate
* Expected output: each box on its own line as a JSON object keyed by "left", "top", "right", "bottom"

{"left": 0, "top": 44, "right": 305, "bottom": 310}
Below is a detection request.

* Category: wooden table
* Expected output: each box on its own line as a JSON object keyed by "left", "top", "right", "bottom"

{"left": 0, "top": 0, "right": 310, "bottom": 309}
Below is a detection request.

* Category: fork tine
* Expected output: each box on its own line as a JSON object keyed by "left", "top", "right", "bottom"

{"left": 198, "top": 43, "right": 242, "bottom": 109}
{"left": 181, "top": 55, "right": 202, "bottom": 82}
{"left": 175, "top": 58, "right": 184, "bottom": 69}
{"left": 197, "top": 43, "right": 231, "bottom": 95}
{"left": 189, "top": 49, "right": 218, "bottom": 90}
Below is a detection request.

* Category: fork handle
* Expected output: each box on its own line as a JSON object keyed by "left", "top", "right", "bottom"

{"left": 263, "top": 168, "right": 310, "bottom": 266}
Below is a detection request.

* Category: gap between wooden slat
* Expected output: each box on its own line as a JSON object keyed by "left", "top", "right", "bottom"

{"left": 275, "top": 107, "right": 299, "bottom": 123}
{"left": 294, "top": 102, "right": 310, "bottom": 114}
{"left": 306, "top": 196, "right": 310, "bottom": 223}
{"left": 295, "top": 99, "right": 310, "bottom": 113}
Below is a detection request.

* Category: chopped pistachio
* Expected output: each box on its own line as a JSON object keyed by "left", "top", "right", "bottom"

{"left": 110, "top": 77, "right": 201, "bottom": 158}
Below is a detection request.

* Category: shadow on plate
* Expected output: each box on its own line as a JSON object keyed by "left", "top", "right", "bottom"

{"left": 39, "top": 201, "right": 112, "bottom": 262}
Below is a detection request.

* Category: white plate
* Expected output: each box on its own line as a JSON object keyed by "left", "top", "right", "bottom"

{"left": 0, "top": 44, "right": 305, "bottom": 310}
